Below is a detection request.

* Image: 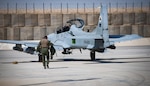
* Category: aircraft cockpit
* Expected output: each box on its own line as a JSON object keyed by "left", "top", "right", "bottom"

{"left": 57, "top": 19, "right": 84, "bottom": 34}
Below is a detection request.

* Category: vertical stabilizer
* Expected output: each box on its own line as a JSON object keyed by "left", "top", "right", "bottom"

{"left": 95, "top": 4, "right": 110, "bottom": 48}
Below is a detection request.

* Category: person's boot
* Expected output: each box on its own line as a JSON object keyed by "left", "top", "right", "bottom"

{"left": 47, "top": 65, "right": 49, "bottom": 68}
{"left": 44, "top": 66, "right": 46, "bottom": 69}
{"left": 51, "top": 55, "right": 53, "bottom": 59}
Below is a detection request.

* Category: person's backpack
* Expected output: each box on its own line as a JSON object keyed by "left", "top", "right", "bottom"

{"left": 50, "top": 45, "right": 56, "bottom": 55}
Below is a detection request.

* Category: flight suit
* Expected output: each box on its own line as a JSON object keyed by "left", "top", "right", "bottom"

{"left": 39, "top": 38, "right": 51, "bottom": 69}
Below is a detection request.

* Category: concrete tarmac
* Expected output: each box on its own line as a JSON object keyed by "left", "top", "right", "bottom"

{"left": 0, "top": 45, "right": 150, "bottom": 86}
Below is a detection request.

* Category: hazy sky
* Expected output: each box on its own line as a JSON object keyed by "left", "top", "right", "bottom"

{"left": 0, "top": 0, "right": 149, "bottom": 4}
{"left": 0, "top": 0, "right": 149, "bottom": 9}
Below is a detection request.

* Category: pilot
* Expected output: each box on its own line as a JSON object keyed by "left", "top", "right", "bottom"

{"left": 62, "top": 23, "right": 71, "bottom": 32}
{"left": 38, "top": 36, "right": 52, "bottom": 69}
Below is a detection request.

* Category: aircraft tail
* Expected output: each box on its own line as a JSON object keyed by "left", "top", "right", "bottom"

{"left": 94, "top": 5, "right": 110, "bottom": 48}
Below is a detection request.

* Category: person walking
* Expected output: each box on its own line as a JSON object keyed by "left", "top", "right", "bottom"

{"left": 38, "top": 36, "right": 52, "bottom": 69}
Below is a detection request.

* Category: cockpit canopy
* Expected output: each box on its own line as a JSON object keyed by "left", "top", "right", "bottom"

{"left": 67, "top": 18, "right": 84, "bottom": 28}
{"left": 57, "top": 18, "right": 85, "bottom": 34}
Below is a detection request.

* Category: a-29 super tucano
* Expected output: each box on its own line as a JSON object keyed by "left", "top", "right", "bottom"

{"left": 0, "top": 5, "right": 141, "bottom": 61}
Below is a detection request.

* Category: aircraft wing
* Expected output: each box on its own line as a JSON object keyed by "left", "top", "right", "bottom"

{"left": 0, "top": 39, "right": 70, "bottom": 50}
{"left": 109, "top": 34, "right": 142, "bottom": 45}
{"left": 0, "top": 40, "right": 39, "bottom": 47}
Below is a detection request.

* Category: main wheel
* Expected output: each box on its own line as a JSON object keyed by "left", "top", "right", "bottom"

{"left": 90, "top": 51, "right": 95, "bottom": 61}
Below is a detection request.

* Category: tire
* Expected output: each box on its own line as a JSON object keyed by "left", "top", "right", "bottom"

{"left": 90, "top": 51, "right": 95, "bottom": 61}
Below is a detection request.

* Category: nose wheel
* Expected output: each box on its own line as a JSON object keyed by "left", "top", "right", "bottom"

{"left": 90, "top": 51, "right": 95, "bottom": 61}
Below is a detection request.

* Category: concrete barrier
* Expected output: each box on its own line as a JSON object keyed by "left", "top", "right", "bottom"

{"left": 0, "top": 14, "right": 4, "bottom": 27}
{"left": 147, "top": 13, "right": 150, "bottom": 25}
{"left": 0, "top": 27, "right": 6, "bottom": 40}
{"left": 83, "top": 25, "right": 96, "bottom": 32}
{"left": 108, "top": 14, "right": 111, "bottom": 25}
{"left": 6, "top": 27, "right": 20, "bottom": 40}
{"left": 44, "top": 14, "right": 51, "bottom": 26}
{"left": 4, "top": 14, "right": 11, "bottom": 27}
{"left": 33, "top": 26, "right": 46, "bottom": 40}
{"left": 143, "top": 25, "right": 150, "bottom": 37}
{"left": 132, "top": 25, "right": 143, "bottom": 36}
{"left": 25, "top": 14, "right": 32, "bottom": 26}
{"left": 111, "top": 13, "right": 123, "bottom": 25}
{"left": 18, "top": 14, "right": 25, "bottom": 27}
{"left": 20, "top": 27, "right": 33, "bottom": 40}
{"left": 87, "top": 14, "right": 99, "bottom": 25}
{"left": 25, "top": 14, "right": 38, "bottom": 26}
{"left": 75, "top": 14, "right": 87, "bottom": 25}
{"left": 63, "top": 14, "right": 75, "bottom": 26}
{"left": 31, "top": 14, "right": 38, "bottom": 26}
{"left": 46, "top": 26, "right": 58, "bottom": 35}
{"left": 108, "top": 25, "right": 120, "bottom": 35}
{"left": 38, "top": 14, "right": 45, "bottom": 26}
{"left": 51, "top": 14, "right": 63, "bottom": 26}
{"left": 135, "top": 12, "right": 146, "bottom": 25}
{"left": 12, "top": 14, "right": 25, "bottom": 27}
{"left": 120, "top": 25, "right": 132, "bottom": 35}
{"left": 11, "top": 14, "right": 18, "bottom": 26}
{"left": 123, "top": 13, "right": 135, "bottom": 25}
{"left": 13, "top": 27, "right": 20, "bottom": 40}
{"left": 1, "top": 12, "right": 150, "bottom": 39}
{"left": 6, "top": 27, "right": 14, "bottom": 40}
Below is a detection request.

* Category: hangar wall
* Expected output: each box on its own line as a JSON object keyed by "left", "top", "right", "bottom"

{"left": 0, "top": 12, "right": 150, "bottom": 40}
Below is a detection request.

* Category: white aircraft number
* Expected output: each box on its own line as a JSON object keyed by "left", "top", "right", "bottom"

{"left": 84, "top": 40, "right": 90, "bottom": 44}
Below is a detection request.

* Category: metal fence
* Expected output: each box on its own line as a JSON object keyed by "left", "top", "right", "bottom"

{"left": 0, "top": 2, "right": 150, "bottom": 14}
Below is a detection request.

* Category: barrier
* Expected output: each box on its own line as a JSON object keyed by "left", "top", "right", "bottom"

{"left": 0, "top": 14, "right": 4, "bottom": 27}
{"left": 111, "top": 13, "right": 123, "bottom": 25}
{"left": 31, "top": 14, "right": 38, "bottom": 26}
{"left": 83, "top": 25, "right": 96, "bottom": 32}
{"left": 4, "top": 14, "right": 11, "bottom": 27}
{"left": 108, "top": 14, "right": 111, "bottom": 25}
{"left": 0, "top": 27, "right": 6, "bottom": 39}
{"left": 108, "top": 25, "right": 120, "bottom": 35}
{"left": 63, "top": 14, "right": 75, "bottom": 26}
{"left": 44, "top": 14, "right": 50, "bottom": 26}
{"left": 51, "top": 14, "right": 63, "bottom": 26}
{"left": 132, "top": 25, "right": 143, "bottom": 36}
{"left": 147, "top": 13, "right": 150, "bottom": 25}
{"left": 6, "top": 27, "right": 14, "bottom": 40}
{"left": 38, "top": 14, "right": 45, "bottom": 26}
{"left": 6, "top": 27, "right": 20, "bottom": 40}
{"left": 33, "top": 26, "right": 46, "bottom": 40}
{"left": 87, "top": 14, "right": 99, "bottom": 25}
{"left": 20, "top": 27, "right": 33, "bottom": 40}
{"left": 123, "top": 13, "right": 135, "bottom": 25}
{"left": 135, "top": 12, "right": 146, "bottom": 25}
{"left": 25, "top": 14, "right": 32, "bottom": 26}
{"left": 75, "top": 14, "right": 87, "bottom": 25}
{"left": 0, "top": 12, "right": 150, "bottom": 40}
{"left": 143, "top": 25, "right": 150, "bottom": 37}
{"left": 46, "top": 26, "right": 58, "bottom": 35}
{"left": 11, "top": 14, "right": 25, "bottom": 27}
{"left": 120, "top": 25, "right": 132, "bottom": 35}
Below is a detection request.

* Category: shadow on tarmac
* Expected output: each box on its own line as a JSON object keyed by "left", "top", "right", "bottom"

{"left": 21, "top": 78, "right": 101, "bottom": 86}
{"left": 56, "top": 57, "right": 150, "bottom": 64}
{"left": 1, "top": 57, "right": 150, "bottom": 64}
{"left": 0, "top": 61, "right": 39, "bottom": 64}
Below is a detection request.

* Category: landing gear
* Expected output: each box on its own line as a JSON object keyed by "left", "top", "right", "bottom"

{"left": 107, "top": 45, "right": 116, "bottom": 49}
{"left": 62, "top": 49, "right": 72, "bottom": 54}
{"left": 90, "top": 51, "right": 95, "bottom": 61}
{"left": 13, "top": 44, "right": 23, "bottom": 51}
{"left": 25, "top": 47, "right": 35, "bottom": 54}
